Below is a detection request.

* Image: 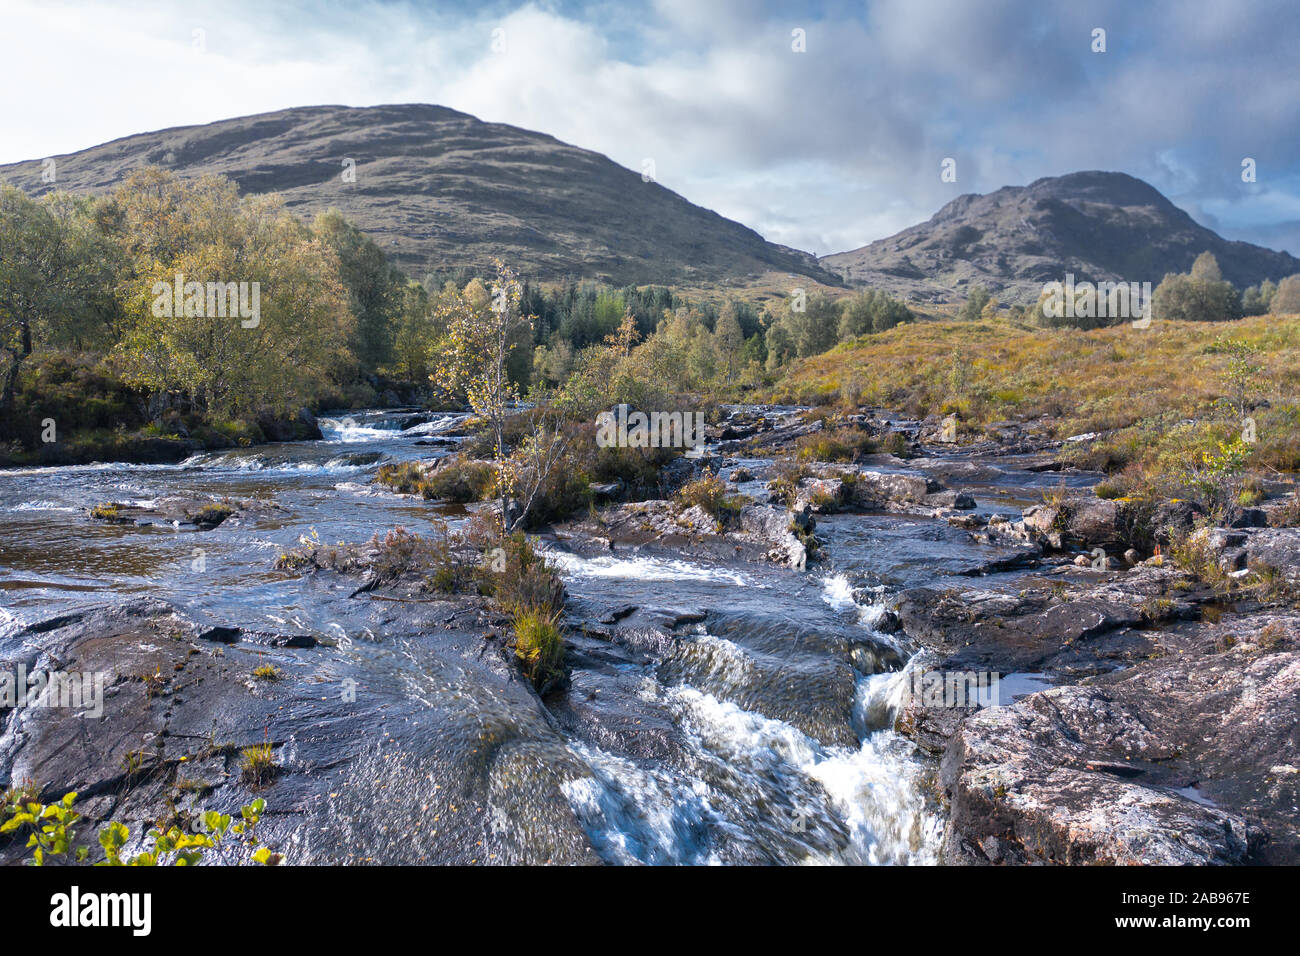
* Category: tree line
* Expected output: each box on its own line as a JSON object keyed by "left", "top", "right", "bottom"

{"left": 954, "top": 251, "right": 1300, "bottom": 329}
{"left": 1, "top": 167, "right": 917, "bottom": 449}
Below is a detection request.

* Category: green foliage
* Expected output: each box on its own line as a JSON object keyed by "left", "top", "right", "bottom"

{"left": 1, "top": 790, "right": 281, "bottom": 866}
{"left": 374, "top": 460, "right": 432, "bottom": 496}
{"left": 1184, "top": 436, "right": 1253, "bottom": 517}
{"left": 511, "top": 608, "right": 565, "bottom": 687}
{"left": 313, "top": 209, "right": 406, "bottom": 372}
{"left": 673, "top": 469, "right": 744, "bottom": 523}
{"left": 111, "top": 170, "right": 354, "bottom": 418}
{"left": 764, "top": 292, "right": 839, "bottom": 367}
{"left": 1207, "top": 335, "right": 1264, "bottom": 417}
{"left": 481, "top": 531, "right": 566, "bottom": 617}
{"left": 422, "top": 458, "right": 498, "bottom": 503}
{"left": 795, "top": 425, "right": 875, "bottom": 463}
{"left": 959, "top": 286, "right": 992, "bottom": 322}
{"left": 1153, "top": 254, "right": 1242, "bottom": 323}
{"left": 374, "top": 457, "right": 499, "bottom": 504}
{"left": 1242, "top": 278, "right": 1278, "bottom": 316}
{"left": 1272, "top": 275, "right": 1300, "bottom": 315}
{"left": 472, "top": 530, "right": 568, "bottom": 687}
{"left": 838, "top": 289, "right": 912, "bottom": 339}
{"left": 0, "top": 186, "right": 118, "bottom": 415}
{"left": 0, "top": 169, "right": 385, "bottom": 450}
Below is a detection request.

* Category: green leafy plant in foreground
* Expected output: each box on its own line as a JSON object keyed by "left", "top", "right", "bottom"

{"left": 1, "top": 789, "right": 281, "bottom": 866}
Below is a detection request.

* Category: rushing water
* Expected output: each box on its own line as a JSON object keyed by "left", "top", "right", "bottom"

{"left": 1, "top": 407, "right": 1067, "bottom": 865}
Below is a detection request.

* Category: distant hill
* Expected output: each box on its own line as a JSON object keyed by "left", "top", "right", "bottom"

{"left": 821, "top": 171, "right": 1300, "bottom": 303}
{"left": 0, "top": 103, "right": 839, "bottom": 288}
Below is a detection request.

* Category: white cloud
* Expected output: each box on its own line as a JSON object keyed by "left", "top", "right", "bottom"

{"left": 2, "top": 0, "right": 1299, "bottom": 256}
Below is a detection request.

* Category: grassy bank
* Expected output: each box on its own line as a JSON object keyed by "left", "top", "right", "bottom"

{"left": 770, "top": 314, "right": 1300, "bottom": 480}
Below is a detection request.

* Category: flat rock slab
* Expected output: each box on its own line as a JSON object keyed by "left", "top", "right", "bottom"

{"left": 937, "top": 611, "right": 1300, "bottom": 864}
{"left": 0, "top": 597, "right": 603, "bottom": 865}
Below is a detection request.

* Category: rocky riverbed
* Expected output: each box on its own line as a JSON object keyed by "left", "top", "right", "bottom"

{"left": 2, "top": 405, "right": 1297, "bottom": 864}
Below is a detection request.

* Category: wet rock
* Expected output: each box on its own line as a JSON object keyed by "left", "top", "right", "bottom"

{"left": 198, "top": 625, "right": 241, "bottom": 644}
{"left": 895, "top": 669, "right": 979, "bottom": 755}
{"left": 1229, "top": 508, "right": 1268, "bottom": 529}
{"left": 1024, "top": 496, "right": 1195, "bottom": 554}
{"left": 848, "top": 471, "right": 934, "bottom": 509}
{"left": 256, "top": 409, "right": 322, "bottom": 442}
{"left": 675, "top": 504, "right": 722, "bottom": 535}
{"left": 1245, "top": 528, "right": 1300, "bottom": 585}
{"left": 1065, "top": 498, "right": 1124, "bottom": 549}
{"left": 597, "top": 605, "right": 637, "bottom": 625}
{"left": 589, "top": 480, "right": 624, "bottom": 501}
{"left": 85, "top": 496, "right": 282, "bottom": 530}
{"left": 659, "top": 456, "right": 704, "bottom": 494}
{"left": 738, "top": 504, "right": 810, "bottom": 570}
{"left": 1151, "top": 499, "right": 1202, "bottom": 542}
{"left": 940, "top": 686, "right": 1265, "bottom": 865}
{"left": 550, "top": 631, "right": 685, "bottom": 763}
{"left": 0, "top": 597, "right": 603, "bottom": 866}
{"left": 657, "top": 612, "right": 863, "bottom": 748}
{"left": 791, "top": 477, "right": 845, "bottom": 513}
{"left": 925, "top": 490, "right": 977, "bottom": 510}
{"left": 894, "top": 586, "right": 1146, "bottom": 674}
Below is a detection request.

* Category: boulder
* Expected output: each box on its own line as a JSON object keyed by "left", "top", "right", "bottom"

{"left": 738, "top": 504, "right": 810, "bottom": 570}
{"left": 849, "top": 471, "right": 934, "bottom": 508}
{"left": 1245, "top": 528, "right": 1300, "bottom": 585}
{"left": 674, "top": 504, "right": 721, "bottom": 535}
{"left": 941, "top": 687, "right": 1264, "bottom": 865}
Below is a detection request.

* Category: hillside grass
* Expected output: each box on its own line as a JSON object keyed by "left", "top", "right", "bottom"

{"left": 769, "top": 314, "right": 1300, "bottom": 478}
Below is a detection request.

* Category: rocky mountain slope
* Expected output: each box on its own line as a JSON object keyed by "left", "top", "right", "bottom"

{"left": 822, "top": 171, "right": 1300, "bottom": 303}
{"left": 0, "top": 103, "right": 837, "bottom": 287}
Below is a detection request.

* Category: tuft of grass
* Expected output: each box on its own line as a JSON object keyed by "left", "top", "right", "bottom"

{"left": 239, "top": 744, "right": 277, "bottom": 789}
{"left": 878, "top": 431, "right": 913, "bottom": 458}
{"left": 1257, "top": 622, "right": 1289, "bottom": 651}
{"left": 421, "top": 459, "right": 498, "bottom": 503}
{"left": 375, "top": 457, "right": 498, "bottom": 503}
{"left": 252, "top": 663, "right": 281, "bottom": 681}
{"left": 374, "top": 460, "right": 436, "bottom": 498}
{"left": 794, "top": 426, "right": 876, "bottom": 463}
{"left": 1094, "top": 480, "right": 1123, "bottom": 500}
{"left": 480, "top": 531, "right": 566, "bottom": 616}
{"left": 511, "top": 608, "right": 565, "bottom": 688}
{"left": 90, "top": 502, "right": 124, "bottom": 521}
{"left": 674, "top": 469, "right": 744, "bottom": 523}
{"left": 1168, "top": 526, "right": 1237, "bottom": 596}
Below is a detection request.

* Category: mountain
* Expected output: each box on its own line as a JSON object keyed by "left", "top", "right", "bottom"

{"left": 0, "top": 104, "right": 838, "bottom": 288}
{"left": 821, "top": 171, "right": 1300, "bottom": 303}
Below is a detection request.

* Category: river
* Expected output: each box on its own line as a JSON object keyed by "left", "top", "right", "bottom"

{"left": 0, "top": 407, "right": 1094, "bottom": 865}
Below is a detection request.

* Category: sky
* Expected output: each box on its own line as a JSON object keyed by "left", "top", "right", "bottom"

{"left": 3, "top": 0, "right": 1299, "bottom": 257}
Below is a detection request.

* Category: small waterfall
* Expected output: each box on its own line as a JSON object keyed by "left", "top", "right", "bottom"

{"left": 557, "top": 574, "right": 944, "bottom": 865}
